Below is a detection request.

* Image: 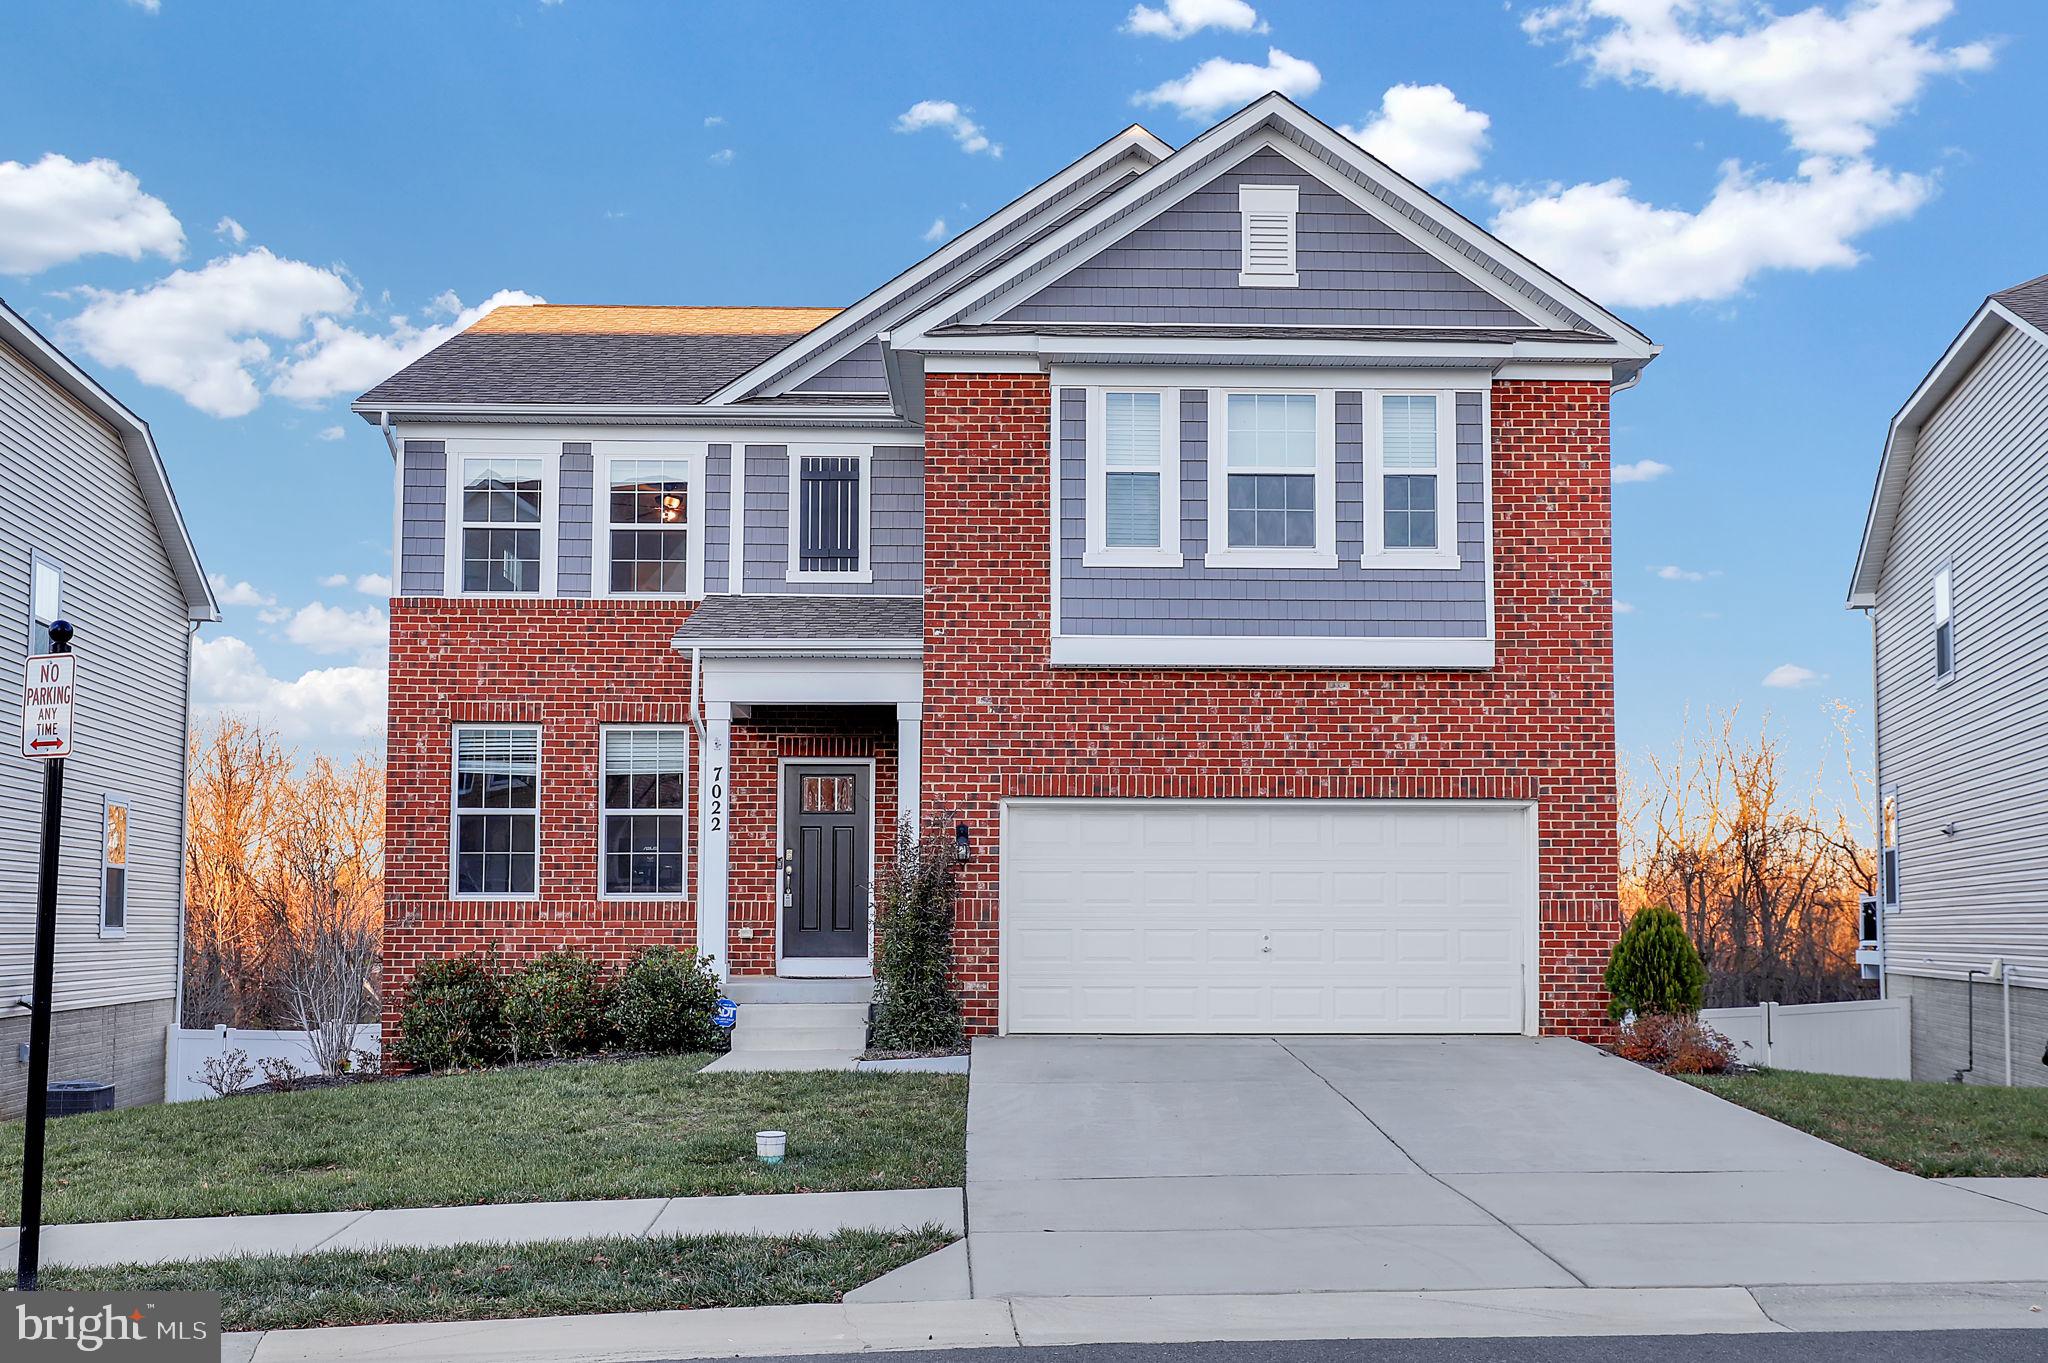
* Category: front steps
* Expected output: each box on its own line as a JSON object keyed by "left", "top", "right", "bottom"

{"left": 701, "top": 977, "right": 873, "bottom": 1073}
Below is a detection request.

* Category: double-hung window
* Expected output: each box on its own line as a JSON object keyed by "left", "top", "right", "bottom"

{"left": 28, "top": 550, "right": 62, "bottom": 653}
{"left": 1365, "top": 392, "right": 1459, "bottom": 569}
{"left": 600, "top": 727, "right": 689, "bottom": 897}
{"left": 100, "top": 795, "right": 129, "bottom": 938}
{"left": 607, "top": 457, "right": 694, "bottom": 596}
{"left": 453, "top": 726, "right": 539, "bottom": 897}
{"left": 1932, "top": 565, "right": 1955, "bottom": 680}
{"left": 788, "top": 446, "right": 870, "bottom": 582}
{"left": 1207, "top": 391, "right": 1335, "bottom": 568}
{"left": 1085, "top": 389, "right": 1180, "bottom": 566}
{"left": 458, "top": 457, "right": 545, "bottom": 593}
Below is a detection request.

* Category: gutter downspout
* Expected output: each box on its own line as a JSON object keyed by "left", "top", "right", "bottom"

{"left": 172, "top": 619, "right": 199, "bottom": 1031}
{"left": 1956, "top": 967, "right": 1985, "bottom": 1083}
{"left": 2002, "top": 963, "right": 2014, "bottom": 1088}
{"left": 1856, "top": 603, "right": 1884, "bottom": 998}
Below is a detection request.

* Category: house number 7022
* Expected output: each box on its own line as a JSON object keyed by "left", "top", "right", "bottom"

{"left": 707, "top": 764, "right": 725, "bottom": 832}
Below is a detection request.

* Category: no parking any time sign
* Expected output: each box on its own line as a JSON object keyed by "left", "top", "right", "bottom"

{"left": 19, "top": 653, "right": 74, "bottom": 760}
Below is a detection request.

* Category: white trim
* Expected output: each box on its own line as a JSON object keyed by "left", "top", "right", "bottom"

{"left": 99, "top": 792, "right": 131, "bottom": 940}
{"left": 1360, "top": 389, "right": 1462, "bottom": 571}
{"left": 1495, "top": 362, "right": 1614, "bottom": 382}
{"left": 1051, "top": 364, "right": 1482, "bottom": 391}
{"left": 697, "top": 653, "right": 923, "bottom": 707}
{"left": 1047, "top": 386, "right": 1064, "bottom": 639}
{"left": 925, "top": 355, "right": 1042, "bottom": 374}
{"left": 25, "top": 547, "right": 63, "bottom": 654}
{"left": 725, "top": 441, "right": 744, "bottom": 594}
{"left": 595, "top": 723, "right": 693, "bottom": 903}
{"left": 1203, "top": 386, "right": 1338, "bottom": 570}
{"left": 996, "top": 797, "right": 1541, "bottom": 1039}
{"left": 359, "top": 403, "right": 914, "bottom": 430}
{"left": 785, "top": 444, "right": 874, "bottom": 584}
{"left": 775, "top": 756, "right": 878, "bottom": 976}
{"left": 1932, "top": 560, "right": 1956, "bottom": 684}
{"left": 1049, "top": 633, "right": 1494, "bottom": 669}
{"left": 699, "top": 702, "right": 733, "bottom": 978}
{"left": 1481, "top": 385, "right": 1497, "bottom": 637}
{"left": 399, "top": 422, "right": 919, "bottom": 451}
{"left": 896, "top": 702, "right": 923, "bottom": 841}
{"left": 444, "top": 444, "right": 558, "bottom": 598}
{"left": 449, "top": 722, "right": 543, "bottom": 902}
{"left": 1083, "top": 386, "right": 1182, "bottom": 568}
{"left": 593, "top": 444, "right": 706, "bottom": 602}
{"left": 1236, "top": 182, "right": 1300, "bottom": 289}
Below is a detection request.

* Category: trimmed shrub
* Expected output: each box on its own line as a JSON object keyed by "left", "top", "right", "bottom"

{"left": 869, "top": 827, "right": 965, "bottom": 1053}
{"left": 608, "top": 946, "right": 725, "bottom": 1054}
{"left": 394, "top": 951, "right": 508, "bottom": 1071}
{"left": 1615, "top": 1013, "right": 1740, "bottom": 1074}
{"left": 1604, "top": 905, "right": 1707, "bottom": 1021}
{"left": 503, "top": 951, "right": 618, "bottom": 1060}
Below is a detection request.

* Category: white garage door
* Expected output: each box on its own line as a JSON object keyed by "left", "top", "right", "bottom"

{"left": 1002, "top": 801, "right": 1533, "bottom": 1035}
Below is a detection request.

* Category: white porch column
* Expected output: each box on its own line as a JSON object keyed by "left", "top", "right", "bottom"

{"left": 699, "top": 700, "right": 733, "bottom": 980}
{"left": 896, "top": 701, "right": 923, "bottom": 843}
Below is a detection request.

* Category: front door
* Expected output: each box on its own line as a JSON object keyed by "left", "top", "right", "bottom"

{"left": 781, "top": 764, "right": 871, "bottom": 964}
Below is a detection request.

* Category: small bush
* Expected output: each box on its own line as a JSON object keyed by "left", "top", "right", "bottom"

{"left": 196, "top": 1047, "right": 255, "bottom": 1098}
{"left": 395, "top": 951, "right": 509, "bottom": 1071}
{"left": 1615, "top": 1013, "right": 1740, "bottom": 1074}
{"left": 608, "top": 946, "right": 725, "bottom": 1054}
{"left": 869, "top": 827, "right": 965, "bottom": 1053}
{"left": 1604, "top": 905, "right": 1707, "bottom": 1021}
{"left": 504, "top": 951, "right": 618, "bottom": 1060}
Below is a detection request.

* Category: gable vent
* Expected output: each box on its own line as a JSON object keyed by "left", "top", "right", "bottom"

{"left": 1238, "top": 183, "right": 1300, "bottom": 288}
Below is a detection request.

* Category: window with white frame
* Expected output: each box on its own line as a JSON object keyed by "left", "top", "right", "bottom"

{"left": 1880, "top": 785, "right": 1900, "bottom": 908}
{"left": 1933, "top": 565, "right": 1954, "bottom": 679}
{"left": 1209, "top": 391, "right": 1333, "bottom": 566}
{"left": 1237, "top": 184, "right": 1299, "bottom": 288}
{"left": 601, "top": 726, "right": 690, "bottom": 897}
{"left": 453, "top": 726, "right": 539, "bottom": 896}
{"left": 1366, "top": 392, "right": 1460, "bottom": 568}
{"left": 459, "top": 458, "right": 544, "bottom": 593}
{"left": 28, "top": 550, "right": 62, "bottom": 654}
{"left": 100, "top": 795, "right": 129, "bottom": 937}
{"left": 788, "top": 448, "right": 870, "bottom": 580}
{"left": 1086, "top": 389, "right": 1179, "bottom": 565}
{"left": 607, "top": 457, "right": 692, "bottom": 595}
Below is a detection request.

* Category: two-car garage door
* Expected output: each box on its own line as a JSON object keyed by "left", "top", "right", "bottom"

{"left": 1001, "top": 801, "right": 1534, "bottom": 1035}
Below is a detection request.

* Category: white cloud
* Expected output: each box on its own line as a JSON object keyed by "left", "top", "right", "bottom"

{"left": 284, "top": 601, "right": 388, "bottom": 660}
{"left": 0, "top": 153, "right": 184, "bottom": 276}
{"left": 1762, "top": 662, "right": 1821, "bottom": 689}
{"left": 191, "top": 634, "right": 384, "bottom": 748}
{"left": 1340, "top": 83, "right": 1491, "bottom": 187}
{"left": 1614, "top": 600, "right": 1637, "bottom": 615}
{"left": 1612, "top": 457, "right": 1672, "bottom": 483}
{"left": 1123, "top": 0, "right": 1265, "bottom": 40}
{"left": 317, "top": 424, "right": 346, "bottom": 441}
{"left": 267, "top": 287, "right": 543, "bottom": 408}
{"left": 1136, "top": 47, "right": 1321, "bottom": 119}
{"left": 894, "top": 100, "right": 1002, "bottom": 157}
{"left": 707, "top": 148, "right": 736, "bottom": 166}
{"left": 354, "top": 572, "right": 393, "bottom": 597}
{"left": 922, "top": 217, "right": 948, "bottom": 243}
{"left": 1524, "top": 0, "right": 1994, "bottom": 157}
{"left": 207, "top": 573, "right": 275, "bottom": 608}
{"left": 318, "top": 573, "right": 349, "bottom": 588}
{"left": 703, "top": 115, "right": 725, "bottom": 127}
{"left": 1650, "top": 563, "right": 1717, "bottom": 582}
{"left": 1490, "top": 156, "right": 1930, "bottom": 308}
{"left": 214, "top": 215, "right": 247, "bottom": 245}
{"left": 128, "top": 0, "right": 161, "bottom": 11}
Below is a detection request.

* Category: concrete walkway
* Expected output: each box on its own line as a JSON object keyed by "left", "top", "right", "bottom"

{"left": 964, "top": 1035, "right": 2048, "bottom": 1299}
{"left": 0, "top": 1187, "right": 962, "bottom": 1271}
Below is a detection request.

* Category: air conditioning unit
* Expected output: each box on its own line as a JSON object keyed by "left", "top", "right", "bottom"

{"left": 1855, "top": 893, "right": 1883, "bottom": 980}
{"left": 48, "top": 1080, "right": 115, "bottom": 1117}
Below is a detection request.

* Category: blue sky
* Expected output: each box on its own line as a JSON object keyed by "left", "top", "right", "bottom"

{"left": 0, "top": 0, "right": 2034, "bottom": 813}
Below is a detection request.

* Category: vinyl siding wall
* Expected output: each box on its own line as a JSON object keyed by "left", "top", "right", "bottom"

{"left": 1873, "top": 323, "right": 2048, "bottom": 1002}
{"left": 0, "top": 342, "right": 191, "bottom": 1026}
{"left": 740, "top": 444, "right": 925, "bottom": 595}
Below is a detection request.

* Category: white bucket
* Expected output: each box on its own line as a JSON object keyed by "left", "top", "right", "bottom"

{"left": 756, "top": 1130, "right": 788, "bottom": 1164}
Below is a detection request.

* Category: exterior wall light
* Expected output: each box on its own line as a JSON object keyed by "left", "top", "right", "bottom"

{"left": 954, "top": 821, "right": 971, "bottom": 863}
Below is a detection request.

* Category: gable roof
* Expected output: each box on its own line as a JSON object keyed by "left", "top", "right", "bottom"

{"left": 0, "top": 298, "right": 218, "bottom": 622}
{"left": 1847, "top": 276, "right": 2048, "bottom": 607}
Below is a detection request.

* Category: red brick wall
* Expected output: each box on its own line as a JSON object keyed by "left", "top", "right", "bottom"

{"left": 919, "top": 373, "right": 1621, "bottom": 1040}
{"left": 382, "top": 598, "right": 700, "bottom": 1041}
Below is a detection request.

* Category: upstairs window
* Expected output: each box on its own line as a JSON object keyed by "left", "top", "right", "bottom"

{"left": 1237, "top": 184, "right": 1299, "bottom": 288}
{"left": 1085, "top": 389, "right": 1180, "bottom": 566}
{"left": 453, "top": 726, "right": 539, "bottom": 897}
{"left": 607, "top": 458, "right": 692, "bottom": 596}
{"left": 788, "top": 448, "right": 870, "bottom": 581}
{"left": 601, "top": 727, "right": 689, "bottom": 897}
{"left": 100, "top": 796, "right": 129, "bottom": 938}
{"left": 1366, "top": 392, "right": 1460, "bottom": 569}
{"left": 1207, "top": 391, "right": 1334, "bottom": 568}
{"left": 460, "top": 458, "right": 543, "bottom": 593}
{"left": 28, "top": 550, "right": 62, "bottom": 654}
{"left": 1933, "top": 565, "right": 1954, "bottom": 679}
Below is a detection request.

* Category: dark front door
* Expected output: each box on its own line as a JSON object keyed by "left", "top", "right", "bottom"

{"left": 782, "top": 764, "right": 870, "bottom": 960}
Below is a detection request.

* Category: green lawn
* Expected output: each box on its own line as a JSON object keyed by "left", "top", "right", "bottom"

{"left": 1684, "top": 1070, "right": 2048, "bottom": 1176}
{"left": 45, "top": 1229, "right": 957, "bottom": 1331}
{"left": 1, "top": 1055, "right": 966, "bottom": 1225}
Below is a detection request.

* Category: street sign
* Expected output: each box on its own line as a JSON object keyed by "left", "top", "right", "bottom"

{"left": 19, "top": 652, "right": 74, "bottom": 760}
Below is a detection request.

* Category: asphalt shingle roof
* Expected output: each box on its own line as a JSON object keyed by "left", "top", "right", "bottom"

{"left": 1993, "top": 273, "right": 2048, "bottom": 334}
{"left": 671, "top": 594, "right": 923, "bottom": 644}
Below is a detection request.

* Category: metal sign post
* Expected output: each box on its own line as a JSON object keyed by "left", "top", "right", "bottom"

{"left": 16, "top": 619, "right": 74, "bottom": 1292}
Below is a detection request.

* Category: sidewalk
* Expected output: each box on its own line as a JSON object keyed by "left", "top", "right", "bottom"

{"left": 0, "top": 1187, "right": 963, "bottom": 1271}
{"left": 219, "top": 1282, "right": 2048, "bottom": 1363}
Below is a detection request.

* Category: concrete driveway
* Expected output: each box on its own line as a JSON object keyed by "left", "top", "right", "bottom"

{"left": 964, "top": 1035, "right": 2048, "bottom": 1299}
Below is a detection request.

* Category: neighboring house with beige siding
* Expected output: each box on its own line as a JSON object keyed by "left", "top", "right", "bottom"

{"left": 0, "top": 299, "right": 217, "bottom": 1118}
{"left": 1848, "top": 273, "right": 2048, "bottom": 1087}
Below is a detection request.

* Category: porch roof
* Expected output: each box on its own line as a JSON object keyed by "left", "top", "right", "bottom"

{"left": 671, "top": 594, "right": 924, "bottom": 655}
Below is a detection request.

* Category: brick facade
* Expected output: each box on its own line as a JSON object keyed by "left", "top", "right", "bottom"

{"left": 919, "top": 373, "right": 1622, "bottom": 1040}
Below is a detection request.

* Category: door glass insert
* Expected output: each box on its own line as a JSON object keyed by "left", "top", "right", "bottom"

{"left": 801, "top": 775, "right": 856, "bottom": 814}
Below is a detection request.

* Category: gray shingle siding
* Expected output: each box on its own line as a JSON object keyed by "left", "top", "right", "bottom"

{"left": 1058, "top": 387, "right": 1487, "bottom": 638}
{"left": 557, "top": 442, "right": 593, "bottom": 597}
{"left": 704, "top": 444, "right": 731, "bottom": 594}
{"left": 793, "top": 340, "right": 887, "bottom": 394}
{"left": 399, "top": 440, "right": 446, "bottom": 596}
{"left": 741, "top": 444, "right": 924, "bottom": 596}
{"left": 1005, "top": 149, "right": 1532, "bottom": 329}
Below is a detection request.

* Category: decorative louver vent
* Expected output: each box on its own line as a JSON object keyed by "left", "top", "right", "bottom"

{"left": 1238, "top": 184, "right": 1300, "bottom": 288}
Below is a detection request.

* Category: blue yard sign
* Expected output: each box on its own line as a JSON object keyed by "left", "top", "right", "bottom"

{"left": 714, "top": 997, "right": 738, "bottom": 1030}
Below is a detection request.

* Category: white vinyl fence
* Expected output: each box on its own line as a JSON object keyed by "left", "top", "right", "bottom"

{"left": 165, "top": 1025, "right": 382, "bottom": 1102}
{"left": 1700, "top": 997, "right": 1910, "bottom": 1080}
